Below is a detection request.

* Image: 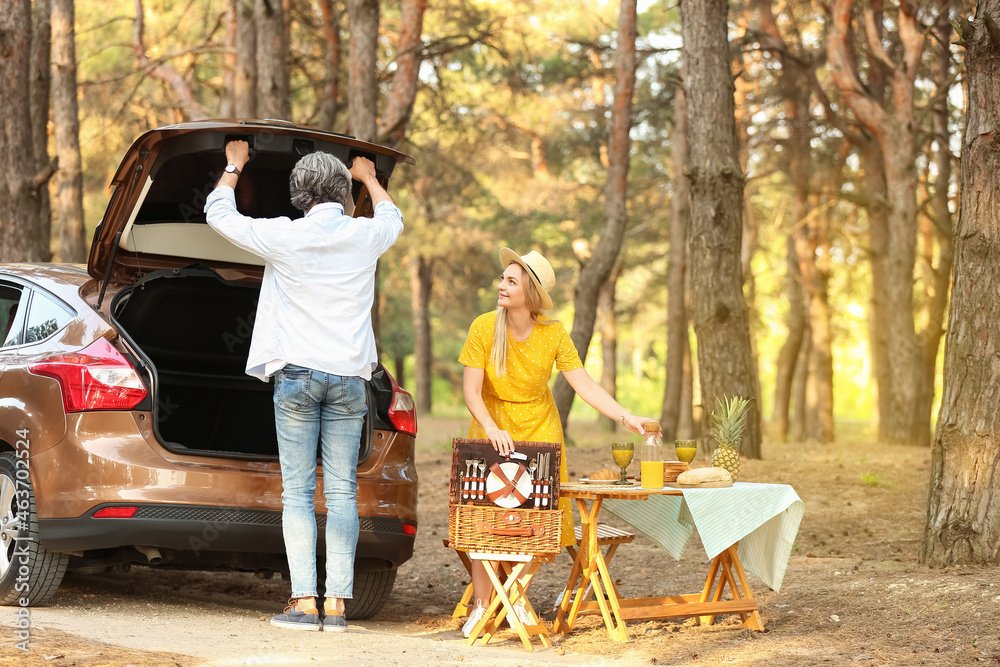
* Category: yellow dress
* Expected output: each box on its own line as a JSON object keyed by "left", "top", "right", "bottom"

{"left": 458, "top": 311, "right": 582, "bottom": 547}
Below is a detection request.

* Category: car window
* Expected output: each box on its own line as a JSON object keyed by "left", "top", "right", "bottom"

{"left": 23, "top": 291, "right": 75, "bottom": 344}
{"left": 0, "top": 282, "right": 26, "bottom": 348}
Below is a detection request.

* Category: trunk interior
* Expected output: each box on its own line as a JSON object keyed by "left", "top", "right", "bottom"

{"left": 113, "top": 272, "right": 280, "bottom": 457}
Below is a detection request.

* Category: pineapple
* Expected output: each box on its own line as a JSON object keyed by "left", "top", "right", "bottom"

{"left": 709, "top": 395, "right": 752, "bottom": 482}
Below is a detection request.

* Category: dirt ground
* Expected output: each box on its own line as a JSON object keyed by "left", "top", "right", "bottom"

{"left": 3, "top": 416, "right": 999, "bottom": 666}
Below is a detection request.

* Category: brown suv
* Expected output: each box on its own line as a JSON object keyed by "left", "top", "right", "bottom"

{"left": 0, "top": 120, "right": 418, "bottom": 619}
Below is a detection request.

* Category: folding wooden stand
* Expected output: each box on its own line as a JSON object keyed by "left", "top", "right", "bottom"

{"left": 446, "top": 522, "right": 635, "bottom": 618}
{"left": 462, "top": 552, "right": 556, "bottom": 651}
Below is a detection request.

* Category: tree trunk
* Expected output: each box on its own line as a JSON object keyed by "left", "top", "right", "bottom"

{"left": 921, "top": 2, "right": 1000, "bottom": 565}
{"left": 348, "top": 0, "right": 381, "bottom": 353}
{"left": 773, "top": 236, "right": 806, "bottom": 441}
{"left": 255, "top": 0, "right": 290, "bottom": 120}
{"left": 0, "top": 0, "right": 45, "bottom": 262}
{"left": 791, "top": 329, "right": 811, "bottom": 442}
{"left": 221, "top": 0, "right": 236, "bottom": 118}
{"left": 680, "top": 0, "right": 761, "bottom": 458}
{"left": 30, "top": 0, "right": 51, "bottom": 261}
{"left": 410, "top": 253, "right": 433, "bottom": 415}
{"left": 348, "top": 0, "right": 379, "bottom": 142}
{"left": 914, "top": 2, "right": 956, "bottom": 448}
{"left": 757, "top": 0, "right": 831, "bottom": 442}
{"left": 553, "top": 0, "right": 637, "bottom": 430}
{"left": 51, "top": 0, "right": 86, "bottom": 262}
{"left": 677, "top": 333, "right": 696, "bottom": 440}
{"left": 828, "top": 0, "right": 926, "bottom": 445}
{"left": 317, "top": 0, "right": 342, "bottom": 131}
{"left": 598, "top": 263, "right": 621, "bottom": 433}
{"left": 233, "top": 0, "right": 256, "bottom": 117}
{"left": 661, "top": 78, "right": 690, "bottom": 442}
{"left": 378, "top": 0, "right": 427, "bottom": 147}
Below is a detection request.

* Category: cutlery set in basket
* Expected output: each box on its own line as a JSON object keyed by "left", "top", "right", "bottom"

{"left": 448, "top": 438, "right": 562, "bottom": 557}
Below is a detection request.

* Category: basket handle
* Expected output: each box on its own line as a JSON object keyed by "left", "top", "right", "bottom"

{"left": 476, "top": 522, "right": 546, "bottom": 537}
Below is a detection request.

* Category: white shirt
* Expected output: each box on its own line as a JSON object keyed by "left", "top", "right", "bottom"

{"left": 204, "top": 186, "right": 403, "bottom": 381}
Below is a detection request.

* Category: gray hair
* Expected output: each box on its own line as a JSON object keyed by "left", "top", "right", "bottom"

{"left": 289, "top": 151, "right": 352, "bottom": 211}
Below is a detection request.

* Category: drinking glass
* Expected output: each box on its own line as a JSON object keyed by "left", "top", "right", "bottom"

{"left": 674, "top": 439, "right": 697, "bottom": 464}
{"left": 610, "top": 442, "right": 634, "bottom": 485}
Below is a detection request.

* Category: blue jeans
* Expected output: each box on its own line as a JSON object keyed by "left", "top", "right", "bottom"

{"left": 273, "top": 364, "right": 367, "bottom": 600}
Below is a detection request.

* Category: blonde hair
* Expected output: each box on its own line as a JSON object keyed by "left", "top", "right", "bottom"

{"left": 490, "top": 264, "right": 555, "bottom": 376}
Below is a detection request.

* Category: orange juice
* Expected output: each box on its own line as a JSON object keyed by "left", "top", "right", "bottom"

{"left": 641, "top": 460, "right": 663, "bottom": 488}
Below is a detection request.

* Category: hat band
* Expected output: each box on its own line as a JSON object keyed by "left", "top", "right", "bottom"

{"left": 524, "top": 264, "right": 542, "bottom": 286}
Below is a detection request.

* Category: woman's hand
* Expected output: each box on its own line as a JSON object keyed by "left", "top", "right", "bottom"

{"left": 621, "top": 412, "right": 652, "bottom": 436}
{"left": 485, "top": 426, "right": 516, "bottom": 457}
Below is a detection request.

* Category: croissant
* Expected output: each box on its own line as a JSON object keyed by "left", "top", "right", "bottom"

{"left": 590, "top": 468, "right": 618, "bottom": 480}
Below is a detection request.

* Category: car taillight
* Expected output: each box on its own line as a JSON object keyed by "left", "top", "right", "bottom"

{"left": 29, "top": 338, "right": 148, "bottom": 413}
{"left": 386, "top": 372, "right": 417, "bottom": 435}
{"left": 93, "top": 506, "right": 138, "bottom": 518}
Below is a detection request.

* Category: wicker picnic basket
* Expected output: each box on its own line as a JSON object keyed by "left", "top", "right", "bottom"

{"left": 447, "top": 438, "right": 562, "bottom": 557}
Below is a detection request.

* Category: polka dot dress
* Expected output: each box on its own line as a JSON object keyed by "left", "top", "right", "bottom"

{"left": 458, "top": 311, "right": 583, "bottom": 547}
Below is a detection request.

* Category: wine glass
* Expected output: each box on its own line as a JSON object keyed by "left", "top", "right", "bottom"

{"left": 675, "top": 439, "right": 697, "bottom": 464}
{"left": 611, "top": 442, "right": 634, "bottom": 485}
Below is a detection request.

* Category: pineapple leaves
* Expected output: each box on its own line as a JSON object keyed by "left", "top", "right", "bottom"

{"left": 711, "top": 395, "right": 752, "bottom": 449}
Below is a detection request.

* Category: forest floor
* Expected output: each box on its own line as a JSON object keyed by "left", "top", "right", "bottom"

{"left": 3, "top": 417, "right": 999, "bottom": 666}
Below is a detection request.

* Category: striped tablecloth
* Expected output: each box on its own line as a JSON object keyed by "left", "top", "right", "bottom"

{"left": 603, "top": 482, "right": 804, "bottom": 592}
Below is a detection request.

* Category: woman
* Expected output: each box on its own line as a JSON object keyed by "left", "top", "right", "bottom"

{"left": 458, "top": 247, "right": 651, "bottom": 636}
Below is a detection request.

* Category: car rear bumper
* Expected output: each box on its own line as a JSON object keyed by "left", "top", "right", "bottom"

{"left": 38, "top": 504, "right": 415, "bottom": 568}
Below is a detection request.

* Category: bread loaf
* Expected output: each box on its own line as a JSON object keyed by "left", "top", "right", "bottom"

{"left": 676, "top": 467, "right": 731, "bottom": 484}
{"left": 590, "top": 468, "right": 618, "bottom": 480}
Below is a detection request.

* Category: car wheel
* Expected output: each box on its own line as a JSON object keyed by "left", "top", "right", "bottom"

{"left": 345, "top": 566, "right": 397, "bottom": 620}
{"left": 0, "top": 451, "right": 69, "bottom": 606}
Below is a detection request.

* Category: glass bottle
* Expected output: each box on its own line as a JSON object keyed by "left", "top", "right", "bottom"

{"left": 640, "top": 420, "right": 664, "bottom": 489}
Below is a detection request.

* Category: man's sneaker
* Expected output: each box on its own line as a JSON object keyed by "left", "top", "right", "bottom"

{"left": 270, "top": 597, "right": 321, "bottom": 631}
{"left": 462, "top": 604, "right": 486, "bottom": 638}
{"left": 322, "top": 599, "right": 348, "bottom": 633}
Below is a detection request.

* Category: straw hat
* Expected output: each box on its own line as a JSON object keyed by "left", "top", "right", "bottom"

{"left": 499, "top": 247, "right": 555, "bottom": 310}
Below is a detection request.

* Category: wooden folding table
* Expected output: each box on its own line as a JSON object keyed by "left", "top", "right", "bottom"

{"left": 553, "top": 484, "right": 764, "bottom": 643}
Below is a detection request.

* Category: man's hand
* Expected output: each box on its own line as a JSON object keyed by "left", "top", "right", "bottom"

{"left": 226, "top": 140, "right": 250, "bottom": 172}
{"left": 349, "top": 156, "right": 377, "bottom": 185}
{"left": 217, "top": 140, "right": 250, "bottom": 189}
{"left": 348, "top": 156, "right": 393, "bottom": 207}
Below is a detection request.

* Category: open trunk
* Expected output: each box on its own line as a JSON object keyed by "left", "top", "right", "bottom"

{"left": 111, "top": 269, "right": 380, "bottom": 461}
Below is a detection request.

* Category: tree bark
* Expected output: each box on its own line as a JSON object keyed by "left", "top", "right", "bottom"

{"left": 52, "top": 0, "right": 86, "bottom": 262}
{"left": 921, "top": 1, "right": 1000, "bottom": 565}
{"left": 348, "top": 0, "right": 379, "bottom": 142}
{"left": 680, "top": 0, "right": 761, "bottom": 458}
{"left": 553, "top": 0, "right": 637, "bottom": 430}
{"left": 317, "top": 0, "right": 343, "bottom": 131}
{"left": 30, "top": 0, "right": 52, "bottom": 261}
{"left": 661, "top": 77, "right": 690, "bottom": 442}
{"left": 233, "top": 0, "right": 256, "bottom": 117}
{"left": 828, "top": 0, "right": 927, "bottom": 445}
{"left": 378, "top": 0, "right": 427, "bottom": 147}
{"left": 598, "top": 262, "right": 621, "bottom": 433}
{"left": 255, "top": 0, "right": 290, "bottom": 120}
{"left": 0, "top": 0, "right": 45, "bottom": 262}
{"left": 410, "top": 254, "right": 433, "bottom": 414}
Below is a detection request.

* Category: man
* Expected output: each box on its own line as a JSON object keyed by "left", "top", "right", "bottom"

{"left": 204, "top": 140, "right": 403, "bottom": 632}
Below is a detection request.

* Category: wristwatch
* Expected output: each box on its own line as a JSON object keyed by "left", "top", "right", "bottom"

{"left": 225, "top": 164, "right": 241, "bottom": 176}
